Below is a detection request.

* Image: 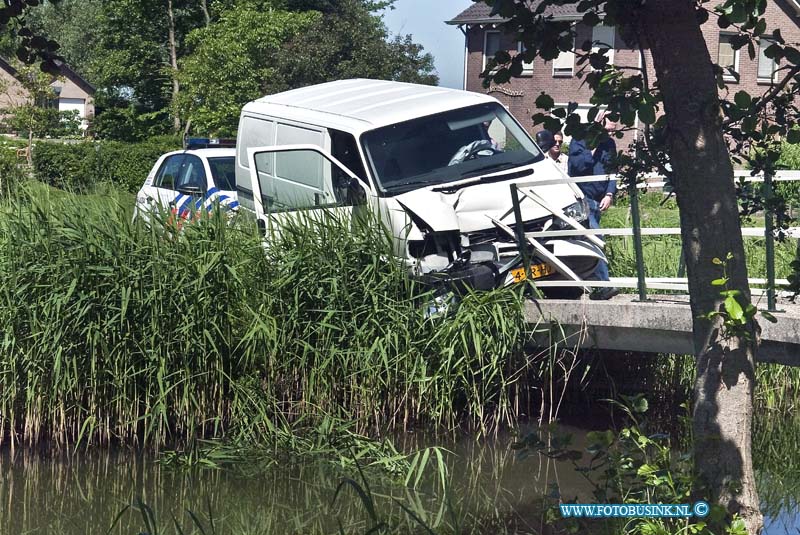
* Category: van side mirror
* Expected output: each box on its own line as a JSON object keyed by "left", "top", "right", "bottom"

{"left": 347, "top": 178, "right": 367, "bottom": 206}
{"left": 257, "top": 218, "right": 267, "bottom": 237}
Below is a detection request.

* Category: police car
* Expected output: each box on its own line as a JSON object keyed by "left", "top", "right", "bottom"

{"left": 134, "top": 138, "right": 239, "bottom": 224}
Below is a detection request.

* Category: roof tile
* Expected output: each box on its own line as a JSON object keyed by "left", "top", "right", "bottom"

{"left": 447, "top": 1, "right": 581, "bottom": 24}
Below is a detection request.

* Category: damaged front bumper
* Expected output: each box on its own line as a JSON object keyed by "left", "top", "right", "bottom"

{"left": 414, "top": 235, "right": 605, "bottom": 295}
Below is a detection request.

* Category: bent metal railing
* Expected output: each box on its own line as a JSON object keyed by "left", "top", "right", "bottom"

{"left": 507, "top": 169, "right": 800, "bottom": 312}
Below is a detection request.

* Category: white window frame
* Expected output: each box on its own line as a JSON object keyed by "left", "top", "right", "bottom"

{"left": 757, "top": 38, "right": 779, "bottom": 83}
{"left": 483, "top": 30, "right": 501, "bottom": 72}
{"left": 718, "top": 33, "right": 740, "bottom": 82}
{"left": 517, "top": 42, "right": 534, "bottom": 76}
{"left": 591, "top": 24, "right": 615, "bottom": 66}
{"left": 552, "top": 34, "right": 575, "bottom": 78}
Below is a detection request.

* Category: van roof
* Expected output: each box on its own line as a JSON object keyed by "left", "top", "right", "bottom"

{"left": 242, "top": 79, "right": 499, "bottom": 134}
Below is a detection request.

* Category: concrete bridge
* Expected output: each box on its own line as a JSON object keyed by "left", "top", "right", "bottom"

{"left": 526, "top": 294, "right": 800, "bottom": 366}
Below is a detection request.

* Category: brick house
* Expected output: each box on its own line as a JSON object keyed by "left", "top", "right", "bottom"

{"left": 447, "top": 1, "right": 800, "bottom": 150}
{"left": 0, "top": 57, "right": 94, "bottom": 131}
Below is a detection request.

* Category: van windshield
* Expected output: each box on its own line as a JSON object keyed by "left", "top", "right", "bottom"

{"left": 361, "top": 103, "right": 543, "bottom": 195}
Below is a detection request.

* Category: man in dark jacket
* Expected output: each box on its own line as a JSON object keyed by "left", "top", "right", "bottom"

{"left": 567, "top": 117, "right": 618, "bottom": 300}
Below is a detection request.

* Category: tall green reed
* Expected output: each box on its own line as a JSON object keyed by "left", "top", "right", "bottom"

{"left": 0, "top": 185, "right": 538, "bottom": 449}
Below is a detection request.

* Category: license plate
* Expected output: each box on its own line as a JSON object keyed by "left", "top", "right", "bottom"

{"left": 510, "top": 262, "right": 555, "bottom": 282}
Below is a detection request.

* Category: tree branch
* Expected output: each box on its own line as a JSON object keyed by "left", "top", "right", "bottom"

{"left": 722, "top": 62, "right": 800, "bottom": 127}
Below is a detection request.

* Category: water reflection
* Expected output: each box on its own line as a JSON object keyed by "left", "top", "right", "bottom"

{"left": 0, "top": 426, "right": 602, "bottom": 535}
{"left": 755, "top": 413, "right": 800, "bottom": 535}
{"left": 1, "top": 413, "right": 797, "bottom": 534}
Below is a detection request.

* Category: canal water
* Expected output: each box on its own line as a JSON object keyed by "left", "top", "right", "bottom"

{"left": 1, "top": 413, "right": 798, "bottom": 534}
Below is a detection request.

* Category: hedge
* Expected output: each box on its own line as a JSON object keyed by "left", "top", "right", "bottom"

{"left": 777, "top": 142, "right": 800, "bottom": 208}
{"left": 31, "top": 138, "right": 181, "bottom": 193}
{"left": 0, "top": 146, "right": 28, "bottom": 198}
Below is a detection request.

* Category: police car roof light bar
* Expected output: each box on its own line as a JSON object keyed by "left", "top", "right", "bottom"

{"left": 184, "top": 137, "right": 236, "bottom": 150}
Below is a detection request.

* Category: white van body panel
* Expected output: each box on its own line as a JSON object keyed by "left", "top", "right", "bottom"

{"left": 244, "top": 79, "right": 496, "bottom": 135}
{"left": 236, "top": 79, "right": 606, "bottom": 293}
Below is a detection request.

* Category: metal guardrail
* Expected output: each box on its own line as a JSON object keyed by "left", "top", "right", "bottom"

{"left": 508, "top": 170, "right": 798, "bottom": 312}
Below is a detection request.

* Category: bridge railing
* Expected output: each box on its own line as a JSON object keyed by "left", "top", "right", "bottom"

{"left": 508, "top": 169, "right": 799, "bottom": 311}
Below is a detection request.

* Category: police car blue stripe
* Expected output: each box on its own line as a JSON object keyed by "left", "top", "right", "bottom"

{"left": 176, "top": 194, "right": 194, "bottom": 214}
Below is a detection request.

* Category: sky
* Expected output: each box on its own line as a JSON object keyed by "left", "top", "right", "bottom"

{"left": 381, "top": 0, "right": 473, "bottom": 89}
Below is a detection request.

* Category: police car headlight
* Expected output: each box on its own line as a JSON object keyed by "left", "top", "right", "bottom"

{"left": 553, "top": 199, "right": 589, "bottom": 230}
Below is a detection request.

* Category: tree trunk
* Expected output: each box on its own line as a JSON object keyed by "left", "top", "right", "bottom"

{"left": 200, "top": 0, "right": 211, "bottom": 26}
{"left": 637, "top": 2, "right": 761, "bottom": 532}
{"left": 167, "top": 0, "right": 181, "bottom": 132}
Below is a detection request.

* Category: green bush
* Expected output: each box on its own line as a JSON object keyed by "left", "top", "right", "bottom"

{"left": 32, "top": 138, "right": 182, "bottom": 193}
{"left": 88, "top": 105, "right": 172, "bottom": 142}
{"left": 776, "top": 142, "right": 800, "bottom": 208}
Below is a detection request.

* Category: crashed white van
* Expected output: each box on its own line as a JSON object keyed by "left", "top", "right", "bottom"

{"left": 235, "top": 79, "right": 604, "bottom": 295}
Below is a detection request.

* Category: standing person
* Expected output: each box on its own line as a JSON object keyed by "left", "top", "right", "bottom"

{"left": 567, "top": 116, "right": 619, "bottom": 300}
{"left": 535, "top": 130, "right": 568, "bottom": 173}
{"left": 552, "top": 131, "right": 568, "bottom": 173}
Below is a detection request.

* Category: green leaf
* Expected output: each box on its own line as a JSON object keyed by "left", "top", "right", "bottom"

{"left": 637, "top": 463, "right": 658, "bottom": 476}
{"left": 764, "top": 43, "right": 783, "bottom": 61}
{"left": 493, "top": 69, "right": 511, "bottom": 84}
{"left": 582, "top": 11, "right": 600, "bottom": 26}
{"left": 711, "top": 278, "right": 727, "bottom": 286}
{"left": 727, "top": 518, "right": 748, "bottom": 535}
{"left": 638, "top": 102, "right": 656, "bottom": 125}
{"left": 754, "top": 18, "right": 767, "bottom": 36}
{"left": 535, "top": 93, "right": 555, "bottom": 110}
{"left": 761, "top": 310, "right": 778, "bottom": 323}
{"left": 784, "top": 46, "right": 800, "bottom": 65}
{"left": 734, "top": 90, "right": 751, "bottom": 109}
{"left": 725, "top": 295, "right": 745, "bottom": 321}
{"left": 712, "top": 257, "right": 723, "bottom": 265}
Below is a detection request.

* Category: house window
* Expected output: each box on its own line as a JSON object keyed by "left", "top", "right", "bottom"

{"left": 758, "top": 38, "right": 779, "bottom": 82}
{"left": 552, "top": 34, "right": 575, "bottom": 77}
{"left": 718, "top": 33, "right": 740, "bottom": 81}
{"left": 517, "top": 42, "right": 534, "bottom": 75}
{"left": 483, "top": 31, "right": 501, "bottom": 72}
{"left": 591, "top": 24, "right": 615, "bottom": 66}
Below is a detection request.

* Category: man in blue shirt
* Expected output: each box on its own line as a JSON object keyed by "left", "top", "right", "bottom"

{"left": 567, "top": 117, "right": 618, "bottom": 300}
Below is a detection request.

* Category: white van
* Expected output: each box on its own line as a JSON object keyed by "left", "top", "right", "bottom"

{"left": 235, "top": 79, "right": 604, "bottom": 295}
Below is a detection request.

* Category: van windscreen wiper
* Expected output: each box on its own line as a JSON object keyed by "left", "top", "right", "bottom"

{"left": 433, "top": 167, "right": 534, "bottom": 194}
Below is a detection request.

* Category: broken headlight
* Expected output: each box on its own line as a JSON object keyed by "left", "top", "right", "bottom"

{"left": 408, "top": 230, "right": 462, "bottom": 260}
{"left": 552, "top": 199, "right": 589, "bottom": 230}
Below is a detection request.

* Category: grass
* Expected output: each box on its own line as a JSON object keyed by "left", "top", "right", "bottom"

{"left": 604, "top": 192, "right": 796, "bottom": 283}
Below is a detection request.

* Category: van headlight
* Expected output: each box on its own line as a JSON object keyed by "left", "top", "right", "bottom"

{"left": 553, "top": 199, "right": 589, "bottom": 230}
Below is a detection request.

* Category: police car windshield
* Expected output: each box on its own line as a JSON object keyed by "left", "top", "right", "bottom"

{"left": 208, "top": 157, "right": 235, "bottom": 191}
{"left": 361, "top": 103, "right": 542, "bottom": 195}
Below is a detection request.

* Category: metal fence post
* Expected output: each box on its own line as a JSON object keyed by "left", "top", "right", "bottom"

{"left": 628, "top": 179, "right": 648, "bottom": 301}
{"left": 764, "top": 170, "right": 777, "bottom": 312}
{"left": 510, "top": 184, "right": 532, "bottom": 282}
